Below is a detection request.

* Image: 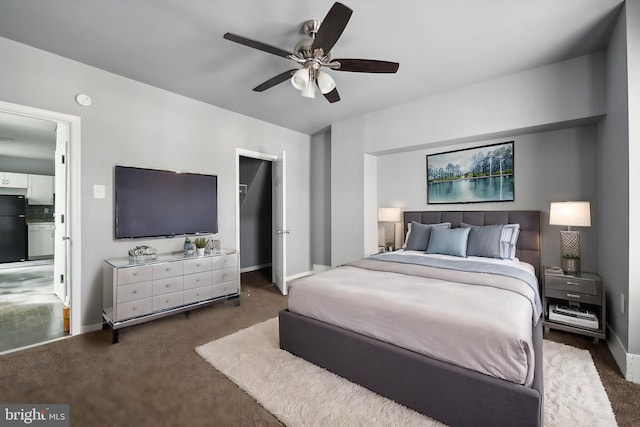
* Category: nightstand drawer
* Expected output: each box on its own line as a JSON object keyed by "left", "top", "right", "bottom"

{"left": 545, "top": 288, "right": 601, "bottom": 305}
{"left": 545, "top": 275, "right": 600, "bottom": 295}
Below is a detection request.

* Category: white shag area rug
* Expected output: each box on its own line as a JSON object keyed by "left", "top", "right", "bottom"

{"left": 196, "top": 318, "right": 617, "bottom": 427}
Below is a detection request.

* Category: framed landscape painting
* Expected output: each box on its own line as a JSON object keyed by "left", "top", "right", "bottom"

{"left": 426, "top": 141, "right": 514, "bottom": 204}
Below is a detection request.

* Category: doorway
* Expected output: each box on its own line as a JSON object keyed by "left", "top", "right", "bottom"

{"left": 0, "top": 101, "right": 80, "bottom": 353}
{"left": 236, "top": 149, "right": 287, "bottom": 295}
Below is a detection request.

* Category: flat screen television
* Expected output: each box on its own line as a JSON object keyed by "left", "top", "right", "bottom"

{"left": 114, "top": 165, "right": 218, "bottom": 239}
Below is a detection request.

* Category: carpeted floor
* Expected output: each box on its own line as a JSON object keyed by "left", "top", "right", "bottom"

{"left": 0, "top": 268, "right": 638, "bottom": 427}
{"left": 196, "top": 318, "right": 616, "bottom": 426}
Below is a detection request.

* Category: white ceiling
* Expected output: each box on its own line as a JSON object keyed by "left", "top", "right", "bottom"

{"left": 0, "top": 0, "right": 624, "bottom": 149}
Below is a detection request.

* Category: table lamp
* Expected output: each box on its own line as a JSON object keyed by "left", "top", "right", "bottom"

{"left": 549, "top": 201, "right": 591, "bottom": 275}
{"left": 378, "top": 208, "right": 402, "bottom": 251}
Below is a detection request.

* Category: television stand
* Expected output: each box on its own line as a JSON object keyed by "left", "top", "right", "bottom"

{"left": 102, "top": 249, "right": 240, "bottom": 343}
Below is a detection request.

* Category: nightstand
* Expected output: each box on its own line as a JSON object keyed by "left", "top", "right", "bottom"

{"left": 542, "top": 267, "right": 606, "bottom": 343}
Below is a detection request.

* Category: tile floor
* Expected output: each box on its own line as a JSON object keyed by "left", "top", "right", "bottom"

{"left": 0, "top": 261, "right": 66, "bottom": 353}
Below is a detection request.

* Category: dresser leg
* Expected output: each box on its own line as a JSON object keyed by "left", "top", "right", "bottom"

{"left": 112, "top": 329, "right": 119, "bottom": 344}
{"left": 593, "top": 337, "right": 599, "bottom": 344}
{"left": 544, "top": 326, "right": 550, "bottom": 334}
{"left": 185, "top": 311, "right": 190, "bottom": 319}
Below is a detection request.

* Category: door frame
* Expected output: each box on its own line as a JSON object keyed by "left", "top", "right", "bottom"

{"left": 235, "top": 148, "right": 286, "bottom": 293}
{"left": 0, "top": 100, "right": 82, "bottom": 336}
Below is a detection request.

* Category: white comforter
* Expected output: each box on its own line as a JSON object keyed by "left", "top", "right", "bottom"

{"left": 287, "top": 252, "right": 538, "bottom": 386}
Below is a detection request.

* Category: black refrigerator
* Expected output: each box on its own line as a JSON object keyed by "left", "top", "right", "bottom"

{"left": 0, "top": 195, "right": 27, "bottom": 263}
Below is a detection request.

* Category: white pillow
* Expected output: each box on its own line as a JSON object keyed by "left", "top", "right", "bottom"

{"left": 500, "top": 224, "right": 520, "bottom": 259}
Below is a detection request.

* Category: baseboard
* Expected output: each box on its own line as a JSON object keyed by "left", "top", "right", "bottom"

{"left": 607, "top": 323, "right": 640, "bottom": 384}
{"left": 287, "top": 270, "right": 313, "bottom": 281}
{"left": 240, "top": 263, "right": 272, "bottom": 273}
{"left": 313, "top": 264, "right": 331, "bottom": 273}
{"left": 78, "top": 322, "right": 103, "bottom": 335}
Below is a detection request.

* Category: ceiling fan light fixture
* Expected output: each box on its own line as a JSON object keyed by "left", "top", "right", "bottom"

{"left": 317, "top": 70, "right": 336, "bottom": 94}
{"left": 301, "top": 81, "right": 316, "bottom": 98}
{"left": 291, "top": 68, "right": 309, "bottom": 90}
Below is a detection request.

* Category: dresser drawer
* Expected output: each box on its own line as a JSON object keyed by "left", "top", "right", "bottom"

{"left": 545, "top": 288, "right": 601, "bottom": 305}
{"left": 152, "top": 261, "right": 184, "bottom": 279}
{"left": 117, "top": 265, "right": 152, "bottom": 285}
{"left": 117, "top": 298, "right": 152, "bottom": 321}
{"left": 184, "top": 271, "right": 212, "bottom": 290}
{"left": 545, "top": 275, "right": 600, "bottom": 295}
{"left": 184, "top": 286, "right": 214, "bottom": 304}
{"left": 212, "top": 267, "right": 238, "bottom": 284}
{"left": 117, "top": 281, "right": 153, "bottom": 304}
{"left": 212, "top": 281, "right": 239, "bottom": 298}
{"left": 152, "top": 276, "right": 184, "bottom": 296}
{"left": 152, "top": 292, "right": 184, "bottom": 311}
{"left": 184, "top": 257, "right": 213, "bottom": 275}
{"left": 212, "top": 253, "right": 238, "bottom": 269}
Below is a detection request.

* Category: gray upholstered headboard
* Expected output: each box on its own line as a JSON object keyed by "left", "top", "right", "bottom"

{"left": 403, "top": 210, "right": 542, "bottom": 281}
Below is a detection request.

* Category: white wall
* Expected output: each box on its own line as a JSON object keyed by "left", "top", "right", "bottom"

{"left": 0, "top": 36, "right": 311, "bottom": 328}
{"left": 377, "top": 127, "right": 599, "bottom": 271}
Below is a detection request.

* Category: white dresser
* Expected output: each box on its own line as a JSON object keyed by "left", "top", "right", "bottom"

{"left": 103, "top": 250, "right": 239, "bottom": 343}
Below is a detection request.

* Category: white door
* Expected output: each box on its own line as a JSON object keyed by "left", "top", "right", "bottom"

{"left": 272, "top": 150, "right": 287, "bottom": 295}
{"left": 53, "top": 123, "right": 69, "bottom": 304}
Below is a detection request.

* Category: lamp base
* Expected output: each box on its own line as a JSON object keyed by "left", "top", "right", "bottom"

{"left": 561, "top": 257, "right": 581, "bottom": 276}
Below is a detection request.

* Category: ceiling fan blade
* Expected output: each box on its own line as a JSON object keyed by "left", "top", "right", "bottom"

{"left": 223, "top": 32, "right": 293, "bottom": 58}
{"left": 322, "top": 87, "right": 341, "bottom": 103}
{"left": 332, "top": 59, "right": 400, "bottom": 73}
{"left": 312, "top": 2, "right": 353, "bottom": 54}
{"left": 253, "top": 70, "right": 297, "bottom": 92}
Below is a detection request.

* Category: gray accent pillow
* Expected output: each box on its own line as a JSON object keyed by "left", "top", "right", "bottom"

{"left": 460, "top": 223, "right": 504, "bottom": 258}
{"left": 404, "top": 221, "right": 451, "bottom": 251}
{"left": 426, "top": 227, "right": 471, "bottom": 257}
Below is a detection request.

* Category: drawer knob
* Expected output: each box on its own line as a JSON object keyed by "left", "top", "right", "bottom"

{"left": 132, "top": 306, "right": 137, "bottom": 310}
{"left": 166, "top": 268, "right": 171, "bottom": 272}
{"left": 567, "top": 293, "right": 580, "bottom": 298}
{"left": 132, "top": 272, "right": 138, "bottom": 276}
{"left": 165, "top": 284, "right": 170, "bottom": 288}
{"left": 566, "top": 281, "right": 579, "bottom": 286}
{"left": 132, "top": 290, "right": 138, "bottom": 294}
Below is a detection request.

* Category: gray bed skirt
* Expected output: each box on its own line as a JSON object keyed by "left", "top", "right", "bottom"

{"left": 279, "top": 309, "right": 543, "bottom": 427}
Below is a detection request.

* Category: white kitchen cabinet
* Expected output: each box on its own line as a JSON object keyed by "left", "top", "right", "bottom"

{"left": 0, "top": 172, "right": 28, "bottom": 188}
{"left": 28, "top": 223, "right": 55, "bottom": 259}
{"left": 27, "top": 174, "right": 55, "bottom": 205}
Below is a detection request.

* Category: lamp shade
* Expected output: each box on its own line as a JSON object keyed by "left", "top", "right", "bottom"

{"left": 316, "top": 70, "right": 336, "bottom": 94}
{"left": 549, "top": 201, "right": 591, "bottom": 227}
{"left": 378, "top": 207, "right": 402, "bottom": 222}
{"left": 301, "top": 82, "right": 316, "bottom": 98}
{"left": 291, "top": 68, "right": 309, "bottom": 90}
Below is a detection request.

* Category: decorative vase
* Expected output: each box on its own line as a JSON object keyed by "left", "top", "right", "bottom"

{"left": 184, "top": 240, "right": 195, "bottom": 255}
{"left": 196, "top": 247, "right": 205, "bottom": 256}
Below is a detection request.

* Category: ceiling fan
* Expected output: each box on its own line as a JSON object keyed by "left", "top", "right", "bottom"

{"left": 223, "top": 2, "right": 399, "bottom": 103}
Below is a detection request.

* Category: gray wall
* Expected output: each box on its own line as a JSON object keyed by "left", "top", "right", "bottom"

{"left": 0, "top": 156, "right": 54, "bottom": 175}
{"left": 239, "top": 156, "right": 272, "bottom": 269}
{"left": 310, "top": 131, "right": 331, "bottom": 267}
{"left": 377, "top": 126, "right": 599, "bottom": 272}
{"left": 0, "top": 36, "right": 311, "bottom": 329}
{"left": 330, "top": 53, "right": 606, "bottom": 267}
{"left": 598, "top": 4, "right": 631, "bottom": 359}
{"left": 627, "top": 0, "right": 640, "bottom": 359}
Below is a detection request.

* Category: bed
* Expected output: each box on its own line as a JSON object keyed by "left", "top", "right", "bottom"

{"left": 279, "top": 210, "right": 543, "bottom": 427}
